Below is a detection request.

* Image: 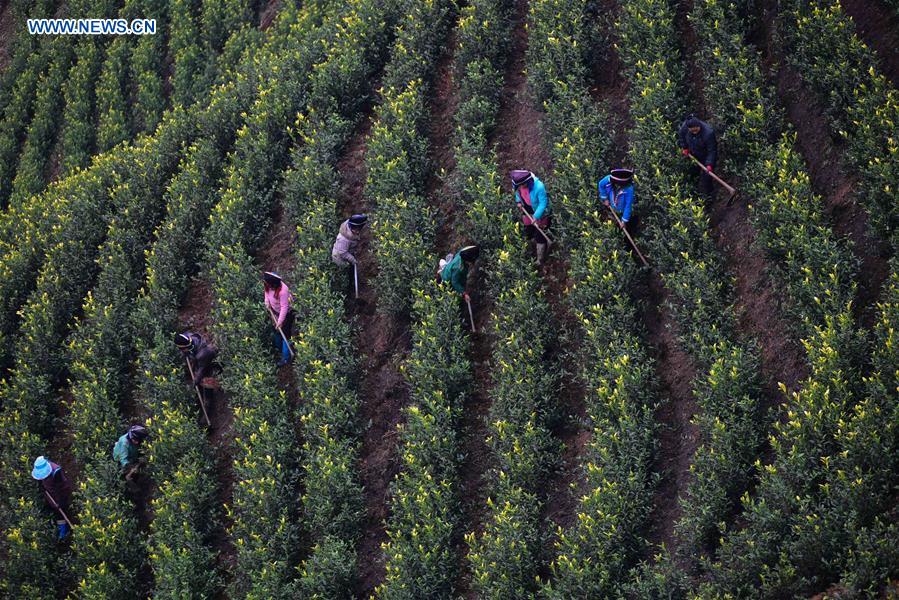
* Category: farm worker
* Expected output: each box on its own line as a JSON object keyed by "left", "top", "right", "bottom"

{"left": 113, "top": 425, "right": 149, "bottom": 481}
{"left": 31, "top": 456, "right": 73, "bottom": 540}
{"left": 174, "top": 331, "right": 220, "bottom": 396}
{"left": 678, "top": 115, "right": 718, "bottom": 199}
{"left": 510, "top": 169, "right": 551, "bottom": 264}
{"left": 332, "top": 213, "right": 368, "bottom": 266}
{"left": 437, "top": 245, "right": 480, "bottom": 303}
{"left": 263, "top": 271, "right": 295, "bottom": 367}
{"left": 598, "top": 168, "right": 636, "bottom": 229}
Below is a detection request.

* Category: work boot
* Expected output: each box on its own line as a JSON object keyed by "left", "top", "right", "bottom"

{"left": 536, "top": 243, "right": 547, "bottom": 265}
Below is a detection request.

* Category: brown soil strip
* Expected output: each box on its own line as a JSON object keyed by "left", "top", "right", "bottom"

{"left": 176, "top": 277, "right": 237, "bottom": 582}
{"left": 339, "top": 101, "right": 413, "bottom": 599}
{"left": 754, "top": 0, "right": 892, "bottom": 330}
{"left": 491, "top": 0, "right": 587, "bottom": 569}
{"left": 839, "top": 0, "right": 899, "bottom": 88}
{"left": 638, "top": 273, "right": 701, "bottom": 558}
{"left": 258, "top": 0, "right": 282, "bottom": 31}
{"left": 494, "top": 0, "right": 552, "bottom": 177}
{"left": 0, "top": 0, "right": 14, "bottom": 73}
{"left": 592, "top": 0, "right": 703, "bottom": 559}
{"left": 675, "top": 0, "right": 809, "bottom": 397}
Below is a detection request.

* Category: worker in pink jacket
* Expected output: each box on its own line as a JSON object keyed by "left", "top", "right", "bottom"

{"left": 263, "top": 271, "right": 295, "bottom": 366}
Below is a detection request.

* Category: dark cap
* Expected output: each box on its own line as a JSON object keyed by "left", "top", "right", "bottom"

{"left": 509, "top": 170, "right": 534, "bottom": 186}
{"left": 610, "top": 168, "right": 634, "bottom": 184}
{"left": 459, "top": 245, "right": 480, "bottom": 262}
{"left": 349, "top": 214, "right": 368, "bottom": 228}
{"left": 127, "top": 425, "right": 149, "bottom": 442}
{"left": 174, "top": 333, "right": 192, "bottom": 349}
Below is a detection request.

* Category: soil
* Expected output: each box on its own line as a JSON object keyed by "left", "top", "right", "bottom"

{"left": 590, "top": 0, "right": 632, "bottom": 166}
{"left": 839, "top": 0, "right": 899, "bottom": 89}
{"left": 175, "top": 278, "right": 238, "bottom": 587}
{"left": 494, "top": 0, "right": 553, "bottom": 178}
{"left": 637, "top": 273, "right": 702, "bottom": 560}
{"left": 258, "top": 0, "right": 281, "bottom": 31}
{"left": 0, "top": 0, "right": 13, "bottom": 73}
{"left": 753, "top": 0, "right": 893, "bottom": 330}
{"left": 339, "top": 99, "right": 414, "bottom": 599}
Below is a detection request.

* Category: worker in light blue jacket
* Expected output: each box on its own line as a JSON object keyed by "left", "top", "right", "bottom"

{"left": 598, "top": 168, "right": 635, "bottom": 229}
{"left": 510, "top": 169, "right": 551, "bottom": 264}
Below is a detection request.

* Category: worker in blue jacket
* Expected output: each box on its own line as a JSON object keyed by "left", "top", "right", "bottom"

{"left": 598, "top": 168, "right": 635, "bottom": 229}
{"left": 678, "top": 115, "right": 717, "bottom": 199}
{"left": 510, "top": 169, "right": 551, "bottom": 264}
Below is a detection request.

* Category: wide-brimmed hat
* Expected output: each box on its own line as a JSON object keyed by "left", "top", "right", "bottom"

{"left": 509, "top": 170, "right": 533, "bottom": 186}
{"left": 263, "top": 271, "right": 282, "bottom": 286}
{"left": 610, "top": 168, "right": 634, "bottom": 184}
{"left": 174, "top": 333, "right": 192, "bottom": 349}
{"left": 349, "top": 214, "right": 368, "bottom": 228}
{"left": 459, "top": 245, "right": 480, "bottom": 262}
{"left": 32, "top": 456, "right": 52, "bottom": 480}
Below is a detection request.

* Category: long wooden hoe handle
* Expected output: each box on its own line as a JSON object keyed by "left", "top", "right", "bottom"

{"left": 185, "top": 358, "right": 211, "bottom": 426}
{"left": 267, "top": 308, "right": 295, "bottom": 358}
{"left": 517, "top": 204, "right": 553, "bottom": 245}
{"left": 687, "top": 153, "right": 737, "bottom": 197}
{"left": 353, "top": 263, "right": 359, "bottom": 299}
{"left": 465, "top": 297, "right": 476, "bottom": 333}
{"left": 43, "top": 490, "right": 74, "bottom": 529}
{"left": 605, "top": 202, "right": 650, "bottom": 267}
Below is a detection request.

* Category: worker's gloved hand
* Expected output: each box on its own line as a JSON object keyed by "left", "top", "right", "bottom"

{"left": 463, "top": 292, "right": 471, "bottom": 303}
{"left": 681, "top": 148, "right": 690, "bottom": 156}
{"left": 706, "top": 165, "right": 713, "bottom": 173}
{"left": 602, "top": 199, "right": 610, "bottom": 207}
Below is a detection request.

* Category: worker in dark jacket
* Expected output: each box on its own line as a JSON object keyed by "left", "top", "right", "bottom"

{"left": 113, "top": 425, "right": 149, "bottom": 481}
{"left": 437, "top": 245, "right": 479, "bottom": 303}
{"left": 678, "top": 116, "right": 718, "bottom": 199}
{"left": 510, "top": 169, "right": 551, "bottom": 264}
{"left": 175, "top": 332, "right": 219, "bottom": 388}
{"left": 31, "top": 456, "right": 73, "bottom": 540}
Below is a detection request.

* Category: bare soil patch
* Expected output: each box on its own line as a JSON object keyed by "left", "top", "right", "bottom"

{"left": 337, "top": 104, "right": 414, "bottom": 598}
{"left": 753, "top": 0, "right": 892, "bottom": 330}
{"left": 637, "top": 272, "right": 701, "bottom": 558}
{"left": 258, "top": 0, "right": 281, "bottom": 31}
{"left": 0, "top": 1, "right": 15, "bottom": 74}
{"left": 839, "top": 0, "right": 899, "bottom": 88}
{"left": 494, "top": 0, "right": 552, "bottom": 179}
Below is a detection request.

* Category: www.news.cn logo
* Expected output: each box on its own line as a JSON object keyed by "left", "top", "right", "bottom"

{"left": 28, "top": 18, "right": 156, "bottom": 35}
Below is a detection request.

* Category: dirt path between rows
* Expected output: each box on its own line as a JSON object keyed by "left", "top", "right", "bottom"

{"left": 753, "top": 0, "right": 892, "bottom": 331}
{"left": 675, "top": 0, "right": 808, "bottom": 398}
{"left": 586, "top": 0, "right": 702, "bottom": 561}
{"left": 341, "top": 101, "right": 413, "bottom": 599}
{"left": 839, "top": 0, "right": 899, "bottom": 88}
{"left": 489, "top": 0, "right": 593, "bottom": 569}
{"left": 174, "top": 191, "right": 300, "bottom": 588}
{"left": 0, "top": 0, "right": 14, "bottom": 73}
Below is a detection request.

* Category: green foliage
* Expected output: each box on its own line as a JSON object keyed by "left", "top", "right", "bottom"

{"left": 95, "top": 37, "right": 133, "bottom": 153}
{"left": 60, "top": 39, "right": 104, "bottom": 173}
{"left": 781, "top": 0, "right": 899, "bottom": 243}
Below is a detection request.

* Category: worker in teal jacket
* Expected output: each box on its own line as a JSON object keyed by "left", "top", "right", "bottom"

{"left": 113, "top": 425, "right": 148, "bottom": 481}
{"left": 510, "top": 169, "right": 551, "bottom": 264}
{"left": 437, "top": 245, "right": 480, "bottom": 302}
